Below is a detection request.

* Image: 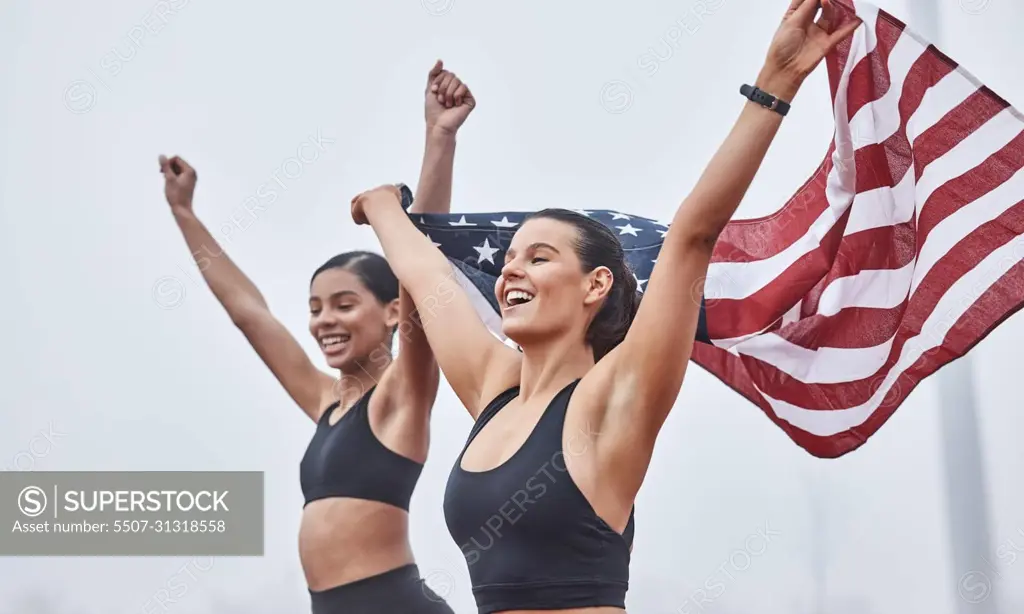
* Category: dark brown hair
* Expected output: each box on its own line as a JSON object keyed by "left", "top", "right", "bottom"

{"left": 524, "top": 208, "right": 641, "bottom": 360}
{"left": 310, "top": 251, "right": 399, "bottom": 305}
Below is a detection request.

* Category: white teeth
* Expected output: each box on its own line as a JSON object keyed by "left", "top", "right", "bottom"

{"left": 321, "top": 335, "right": 347, "bottom": 347}
{"left": 505, "top": 290, "right": 535, "bottom": 305}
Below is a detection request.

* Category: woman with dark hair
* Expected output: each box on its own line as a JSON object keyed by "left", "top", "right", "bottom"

{"left": 349, "top": 3, "right": 859, "bottom": 613}
{"left": 159, "top": 60, "right": 475, "bottom": 614}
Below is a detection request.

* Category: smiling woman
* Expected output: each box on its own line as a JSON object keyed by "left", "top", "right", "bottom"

{"left": 157, "top": 58, "right": 476, "bottom": 614}
{"left": 498, "top": 209, "right": 641, "bottom": 360}
{"left": 308, "top": 252, "right": 400, "bottom": 369}
{"left": 349, "top": 2, "right": 860, "bottom": 612}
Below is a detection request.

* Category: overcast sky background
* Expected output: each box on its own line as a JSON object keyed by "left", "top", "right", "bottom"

{"left": 2, "top": 0, "right": 1023, "bottom": 613}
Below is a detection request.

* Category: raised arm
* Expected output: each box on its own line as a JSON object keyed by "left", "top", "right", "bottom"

{"left": 160, "top": 155, "right": 334, "bottom": 422}
{"left": 387, "top": 61, "right": 477, "bottom": 415}
{"left": 351, "top": 185, "right": 519, "bottom": 419}
{"left": 601, "top": 0, "right": 861, "bottom": 439}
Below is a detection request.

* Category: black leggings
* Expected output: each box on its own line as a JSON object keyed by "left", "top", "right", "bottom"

{"left": 309, "top": 565, "right": 455, "bottom": 614}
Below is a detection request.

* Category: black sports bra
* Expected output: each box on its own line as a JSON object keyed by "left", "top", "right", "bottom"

{"left": 300, "top": 387, "right": 423, "bottom": 511}
{"left": 443, "top": 379, "right": 634, "bottom": 613}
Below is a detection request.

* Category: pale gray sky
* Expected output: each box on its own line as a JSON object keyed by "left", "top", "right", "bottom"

{"left": 1, "top": 1, "right": 1022, "bottom": 613}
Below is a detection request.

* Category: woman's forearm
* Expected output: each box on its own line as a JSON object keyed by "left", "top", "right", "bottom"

{"left": 410, "top": 127, "right": 458, "bottom": 215}
{"left": 671, "top": 67, "right": 799, "bottom": 249}
{"left": 173, "top": 207, "right": 269, "bottom": 321}
{"left": 364, "top": 199, "right": 454, "bottom": 299}
{"left": 373, "top": 126, "right": 461, "bottom": 297}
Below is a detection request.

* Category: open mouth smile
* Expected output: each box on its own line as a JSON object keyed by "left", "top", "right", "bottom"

{"left": 504, "top": 289, "right": 535, "bottom": 310}
{"left": 319, "top": 334, "right": 351, "bottom": 353}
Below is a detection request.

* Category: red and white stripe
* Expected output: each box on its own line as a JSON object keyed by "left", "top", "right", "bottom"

{"left": 693, "top": 0, "right": 1024, "bottom": 458}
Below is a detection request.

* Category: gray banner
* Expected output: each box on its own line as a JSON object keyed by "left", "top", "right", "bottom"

{"left": 0, "top": 471, "right": 263, "bottom": 555}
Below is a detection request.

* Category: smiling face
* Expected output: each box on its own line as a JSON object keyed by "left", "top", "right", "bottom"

{"left": 308, "top": 267, "right": 398, "bottom": 371}
{"left": 495, "top": 216, "right": 613, "bottom": 348}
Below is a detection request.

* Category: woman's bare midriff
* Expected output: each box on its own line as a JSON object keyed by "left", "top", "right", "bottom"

{"left": 299, "top": 497, "right": 414, "bottom": 591}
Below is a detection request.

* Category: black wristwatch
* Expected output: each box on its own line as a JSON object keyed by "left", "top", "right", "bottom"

{"left": 740, "top": 84, "right": 791, "bottom": 116}
{"left": 397, "top": 183, "right": 415, "bottom": 210}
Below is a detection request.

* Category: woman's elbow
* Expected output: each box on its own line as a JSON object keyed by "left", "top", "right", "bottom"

{"left": 668, "top": 211, "right": 725, "bottom": 252}
{"left": 227, "top": 299, "right": 270, "bottom": 331}
{"left": 666, "top": 225, "right": 719, "bottom": 257}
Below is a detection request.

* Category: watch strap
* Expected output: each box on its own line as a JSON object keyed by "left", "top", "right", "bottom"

{"left": 740, "top": 84, "right": 791, "bottom": 116}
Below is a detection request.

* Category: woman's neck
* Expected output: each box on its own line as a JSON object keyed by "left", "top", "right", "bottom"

{"left": 336, "top": 355, "right": 391, "bottom": 407}
{"left": 517, "top": 334, "right": 594, "bottom": 402}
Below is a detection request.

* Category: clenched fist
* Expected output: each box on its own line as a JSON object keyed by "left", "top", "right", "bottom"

{"left": 351, "top": 184, "right": 403, "bottom": 226}
{"left": 424, "top": 59, "right": 476, "bottom": 135}
{"left": 159, "top": 155, "right": 198, "bottom": 211}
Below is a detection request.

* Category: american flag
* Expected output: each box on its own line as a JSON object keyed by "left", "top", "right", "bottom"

{"left": 399, "top": 0, "right": 1024, "bottom": 458}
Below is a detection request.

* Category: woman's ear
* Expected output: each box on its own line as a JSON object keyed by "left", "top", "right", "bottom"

{"left": 583, "top": 266, "right": 614, "bottom": 307}
{"left": 384, "top": 298, "right": 401, "bottom": 331}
